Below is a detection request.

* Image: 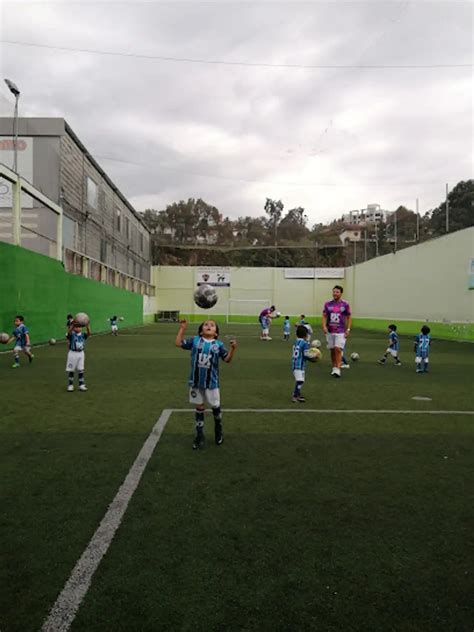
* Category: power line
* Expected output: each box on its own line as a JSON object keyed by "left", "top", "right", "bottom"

{"left": 94, "top": 153, "right": 458, "bottom": 188}
{"left": 1, "top": 40, "right": 471, "bottom": 69}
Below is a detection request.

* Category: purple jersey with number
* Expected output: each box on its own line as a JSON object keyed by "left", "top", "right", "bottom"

{"left": 323, "top": 300, "right": 351, "bottom": 334}
{"left": 259, "top": 307, "right": 273, "bottom": 319}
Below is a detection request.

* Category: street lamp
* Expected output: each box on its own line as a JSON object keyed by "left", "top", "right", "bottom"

{"left": 4, "top": 78, "right": 21, "bottom": 172}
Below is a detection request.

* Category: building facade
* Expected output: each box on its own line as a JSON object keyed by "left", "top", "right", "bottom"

{"left": 342, "top": 204, "right": 393, "bottom": 225}
{"left": 0, "top": 118, "right": 152, "bottom": 290}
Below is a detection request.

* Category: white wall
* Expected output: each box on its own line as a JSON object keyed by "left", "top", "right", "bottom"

{"left": 150, "top": 266, "right": 348, "bottom": 317}
{"left": 149, "top": 228, "right": 474, "bottom": 322}
{"left": 347, "top": 227, "right": 474, "bottom": 322}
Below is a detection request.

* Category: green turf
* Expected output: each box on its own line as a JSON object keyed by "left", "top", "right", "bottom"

{"left": 0, "top": 324, "right": 473, "bottom": 632}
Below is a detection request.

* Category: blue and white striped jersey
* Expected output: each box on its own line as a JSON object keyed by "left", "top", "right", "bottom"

{"left": 414, "top": 333, "right": 431, "bottom": 357}
{"left": 389, "top": 331, "right": 399, "bottom": 350}
{"left": 67, "top": 331, "right": 88, "bottom": 352}
{"left": 292, "top": 338, "right": 310, "bottom": 371}
{"left": 182, "top": 336, "right": 228, "bottom": 389}
{"left": 12, "top": 324, "right": 29, "bottom": 347}
{"left": 283, "top": 319, "right": 291, "bottom": 334}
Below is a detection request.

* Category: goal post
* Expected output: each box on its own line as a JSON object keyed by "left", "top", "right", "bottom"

{"left": 226, "top": 298, "right": 272, "bottom": 324}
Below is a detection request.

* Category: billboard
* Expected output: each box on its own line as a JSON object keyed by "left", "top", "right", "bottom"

{"left": 196, "top": 267, "right": 231, "bottom": 287}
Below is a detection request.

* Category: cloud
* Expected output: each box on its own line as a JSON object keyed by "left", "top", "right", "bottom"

{"left": 0, "top": 1, "right": 472, "bottom": 223}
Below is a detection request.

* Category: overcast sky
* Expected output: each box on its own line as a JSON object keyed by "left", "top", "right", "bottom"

{"left": 0, "top": 0, "right": 472, "bottom": 225}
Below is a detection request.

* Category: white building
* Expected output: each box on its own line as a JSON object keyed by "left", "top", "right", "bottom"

{"left": 343, "top": 204, "right": 393, "bottom": 225}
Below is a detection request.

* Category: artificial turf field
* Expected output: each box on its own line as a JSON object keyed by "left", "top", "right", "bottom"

{"left": 1, "top": 323, "right": 473, "bottom": 632}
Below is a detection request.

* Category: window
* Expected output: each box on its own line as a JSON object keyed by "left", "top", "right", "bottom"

{"left": 62, "top": 215, "right": 77, "bottom": 250}
{"left": 139, "top": 232, "right": 144, "bottom": 252}
{"left": 125, "top": 217, "right": 130, "bottom": 240}
{"left": 86, "top": 176, "right": 98, "bottom": 209}
{"left": 116, "top": 209, "right": 121, "bottom": 233}
{"left": 100, "top": 239, "right": 107, "bottom": 263}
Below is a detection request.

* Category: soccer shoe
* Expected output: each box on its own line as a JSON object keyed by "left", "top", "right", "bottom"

{"left": 395, "top": 361, "right": 402, "bottom": 366}
{"left": 193, "top": 432, "right": 204, "bottom": 450}
{"left": 341, "top": 363, "right": 350, "bottom": 369}
{"left": 331, "top": 368, "right": 341, "bottom": 378}
{"left": 416, "top": 368, "right": 423, "bottom": 373}
{"left": 377, "top": 359, "right": 386, "bottom": 365}
{"left": 11, "top": 363, "right": 19, "bottom": 368}
{"left": 292, "top": 396, "right": 306, "bottom": 403}
{"left": 28, "top": 354, "right": 34, "bottom": 364}
{"left": 214, "top": 423, "right": 224, "bottom": 445}
{"left": 79, "top": 384, "right": 88, "bottom": 391}
{"left": 67, "top": 385, "right": 74, "bottom": 392}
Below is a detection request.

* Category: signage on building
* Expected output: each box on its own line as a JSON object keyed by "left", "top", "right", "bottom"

{"left": 284, "top": 268, "right": 345, "bottom": 279}
{"left": 196, "top": 267, "right": 231, "bottom": 287}
{"left": 0, "top": 136, "right": 34, "bottom": 208}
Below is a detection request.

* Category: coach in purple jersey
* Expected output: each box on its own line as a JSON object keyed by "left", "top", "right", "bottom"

{"left": 322, "top": 285, "right": 352, "bottom": 378}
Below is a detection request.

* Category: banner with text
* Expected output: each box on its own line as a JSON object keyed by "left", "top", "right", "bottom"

{"left": 196, "top": 267, "right": 231, "bottom": 287}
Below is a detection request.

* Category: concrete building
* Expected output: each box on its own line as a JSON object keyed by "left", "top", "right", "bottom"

{"left": 0, "top": 118, "right": 152, "bottom": 292}
{"left": 343, "top": 204, "right": 393, "bottom": 225}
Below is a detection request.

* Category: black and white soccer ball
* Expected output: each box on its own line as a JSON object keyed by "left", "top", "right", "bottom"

{"left": 350, "top": 352, "right": 360, "bottom": 361}
{"left": 193, "top": 284, "right": 218, "bottom": 309}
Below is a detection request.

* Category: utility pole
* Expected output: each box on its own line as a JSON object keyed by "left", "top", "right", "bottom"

{"left": 374, "top": 221, "right": 379, "bottom": 256}
{"left": 364, "top": 229, "right": 367, "bottom": 261}
{"left": 416, "top": 198, "right": 419, "bottom": 241}
{"left": 446, "top": 183, "right": 449, "bottom": 232}
{"left": 394, "top": 208, "right": 398, "bottom": 252}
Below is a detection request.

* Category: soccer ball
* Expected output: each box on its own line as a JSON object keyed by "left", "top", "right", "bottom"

{"left": 274, "top": 311, "right": 281, "bottom": 317}
{"left": 193, "top": 284, "right": 218, "bottom": 309}
{"left": 305, "top": 347, "right": 322, "bottom": 363}
{"left": 49, "top": 338, "right": 56, "bottom": 345}
{"left": 119, "top": 316, "right": 124, "bottom": 321}
{"left": 0, "top": 332, "right": 9, "bottom": 344}
{"left": 75, "top": 312, "right": 90, "bottom": 326}
{"left": 311, "top": 339, "right": 321, "bottom": 348}
{"left": 350, "top": 352, "right": 360, "bottom": 361}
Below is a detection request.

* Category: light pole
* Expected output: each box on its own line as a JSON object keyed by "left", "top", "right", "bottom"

{"left": 4, "top": 78, "right": 21, "bottom": 172}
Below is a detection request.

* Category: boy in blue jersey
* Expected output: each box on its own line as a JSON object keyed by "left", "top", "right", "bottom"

{"left": 66, "top": 320, "right": 92, "bottom": 391}
{"left": 283, "top": 316, "right": 291, "bottom": 341}
{"left": 378, "top": 324, "right": 402, "bottom": 366}
{"left": 109, "top": 315, "right": 118, "bottom": 336}
{"left": 7, "top": 315, "right": 34, "bottom": 368}
{"left": 176, "top": 319, "right": 237, "bottom": 450}
{"left": 414, "top": 325, "right": 431, "bottom": 373}
{"left": 292, "top": 325, "right": 312, "bottom": 403}
{"left": 66, "top": 314, "right": 74, "bottom": 338}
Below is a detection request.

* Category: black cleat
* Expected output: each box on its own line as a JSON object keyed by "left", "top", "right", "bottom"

{"left": 214, "top": 422, "right": 224, "bottom": 445}
{"left": 192, "top": 432, "right": 204, "bottom": 450}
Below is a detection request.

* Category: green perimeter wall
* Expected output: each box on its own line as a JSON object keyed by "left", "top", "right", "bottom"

{"left": 150, "top": 228, "right": 473, "bottom": 341}
{"left": 0, "top": 242, "right": 143, "bottom": 343}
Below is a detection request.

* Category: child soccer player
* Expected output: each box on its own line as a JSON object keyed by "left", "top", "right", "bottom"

{"left": 66, "top": 314, "right": 74, "bottom": 338}
{"left": 176, "top": 319, "right": 237, "bottom": 450}
{"left": 66, "top": 320, "right": 92, "bottom": 391}
{"left": 292, "top": 325, "right": 312, "bottom": 403}
{"left": 283, "top": 316, "right": 291, "bottom": 341}
{"left": 296, "top": 315, "right": 313, "bottom": 340}
{"left": 7, "top": 315, "right": 34, "bottom": 368}
{"left": 414, "top": 325, "right": 431, "bottom": 373}
{"left": 109, "top": 315, "right": 118, "bottom": 336}
{"left": 378, "top": 324, "right": 402, "bottom": 366}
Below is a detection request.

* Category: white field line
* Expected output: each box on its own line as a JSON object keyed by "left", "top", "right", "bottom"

{"left": 173, "top": 408, "right": 474, "bottom": 415}
{"left": 41, "top": 408, "right": 172, "bottom": 632}
{"left": 39, "top": 403, "right": 473, "bottom": 631}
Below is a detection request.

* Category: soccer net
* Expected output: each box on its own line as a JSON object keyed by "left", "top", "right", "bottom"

{"left": 226, "top": 299, "right": 271, "bottom": 324}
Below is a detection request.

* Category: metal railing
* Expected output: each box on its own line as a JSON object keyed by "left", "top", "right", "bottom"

{"left": 63, "top": 247, "right": 155, "bottom": 296}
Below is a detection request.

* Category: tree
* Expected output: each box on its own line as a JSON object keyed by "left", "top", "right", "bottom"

{"left": 429, "top": 180, "right": 474, "bottom": 235}
{"left": 278, "top": 207, "right": 310, "bottom": 243}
